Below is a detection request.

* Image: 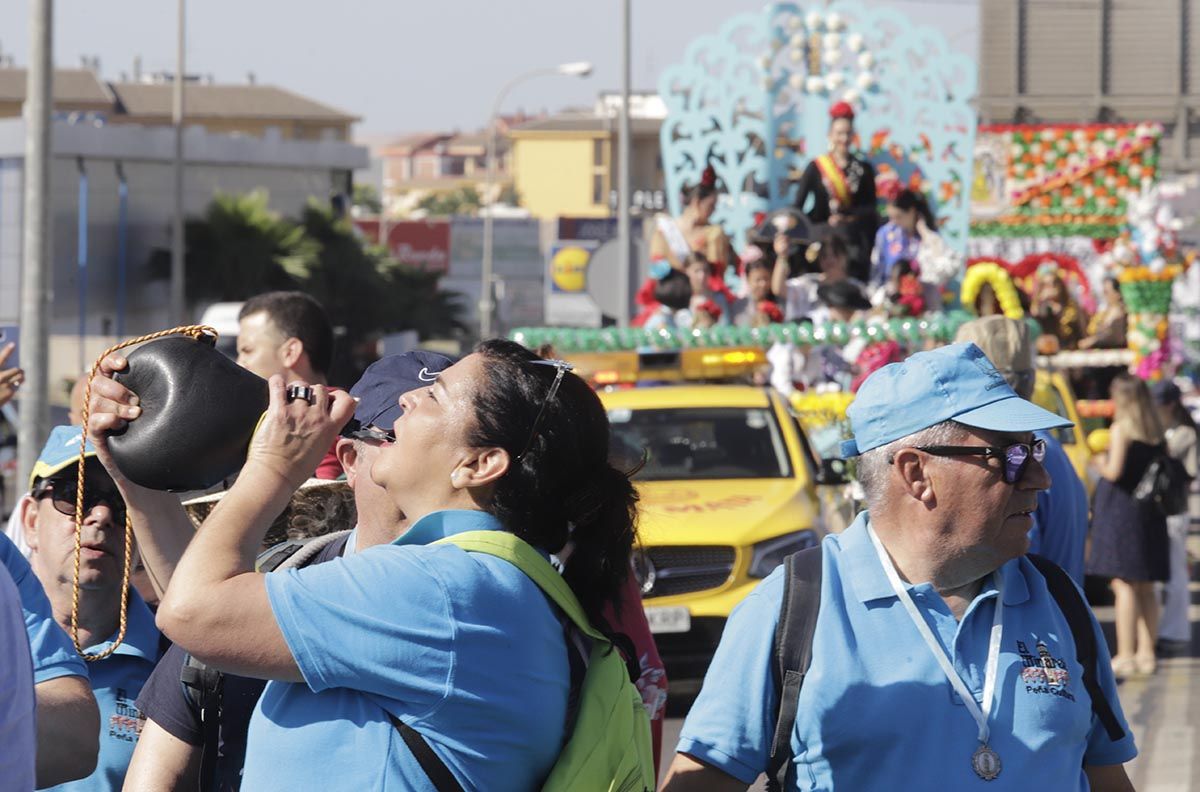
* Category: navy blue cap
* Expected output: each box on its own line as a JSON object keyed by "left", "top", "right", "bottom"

{"left": 345, "top": 350, "right": 454, "bottom": 433}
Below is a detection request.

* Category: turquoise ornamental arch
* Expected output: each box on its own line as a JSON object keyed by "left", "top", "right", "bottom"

{"left": 658, "top": 1, "right": 978, "bottom": 253}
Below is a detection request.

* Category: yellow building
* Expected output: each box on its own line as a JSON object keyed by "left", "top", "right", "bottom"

{"left": 509, "top": 113, "right": 664, "bottom": 219}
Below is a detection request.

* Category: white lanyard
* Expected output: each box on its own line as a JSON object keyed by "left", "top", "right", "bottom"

{"left": 867, "top": 526, "right": 1004, "bottom": 746}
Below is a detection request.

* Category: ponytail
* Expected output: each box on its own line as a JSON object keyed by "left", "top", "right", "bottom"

{"left": 469, "top": 340, "right": 639, "bottom": 625}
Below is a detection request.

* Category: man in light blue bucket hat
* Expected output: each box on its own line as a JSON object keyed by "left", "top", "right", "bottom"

{"left": 664, "top": 343, "right": 1137, "bottom": 791}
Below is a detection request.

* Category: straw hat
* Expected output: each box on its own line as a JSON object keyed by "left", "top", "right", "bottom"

{"left": 182, "top": 478, "right": 356, "bottom": 548}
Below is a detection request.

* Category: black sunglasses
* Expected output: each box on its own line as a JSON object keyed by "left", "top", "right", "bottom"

{"left": 33, "top": 477, "right": 126, "bottom": 521}
{"left": 890, "top": 438, "right": 1047, "bottom": 484}
{"left": 515, "top": 359, "right": 574, "bottom": 462}
{"left": 341, "top": 422, "right": 396, "bottom": 444}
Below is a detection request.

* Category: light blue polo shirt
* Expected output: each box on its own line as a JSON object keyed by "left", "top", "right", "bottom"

{"left": 0, "top": 531, "right": 88, "bottom": 685}
{"left": 245, "top": 509, "right": 570, "bottom": 791}
{"left": 678, "top": 513, "right": 1136, "bottom": 790}
{"left": 45, "top": 588, "right": 160, "bottom": 792}
{"left": 1030, "top": 430, "right": 1089, "bottom": 585}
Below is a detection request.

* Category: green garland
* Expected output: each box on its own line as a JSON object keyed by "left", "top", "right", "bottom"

{"left": 511, "top": 311, "right": 998, "bottom": 352}
{"left": 968, "top": 222, "right": 1123, "bottom": 239}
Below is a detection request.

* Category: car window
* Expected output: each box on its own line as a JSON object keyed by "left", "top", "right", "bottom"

{"left": 608, "top": 406, "right": 792, "bottom": 481}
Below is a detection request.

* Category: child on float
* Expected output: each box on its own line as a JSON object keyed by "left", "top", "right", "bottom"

{"left": 870, "top": 187, "right": 960, "bottom": 311}
{"left": 770, "top": 229, "right": 868, "bottom": 323}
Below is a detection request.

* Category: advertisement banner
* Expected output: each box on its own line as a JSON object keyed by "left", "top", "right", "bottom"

{"left": 548, "top": 241, "right": 598, "bottom": 294}
{"left": 353, "top": 219, "right": 451, "bottom": 274}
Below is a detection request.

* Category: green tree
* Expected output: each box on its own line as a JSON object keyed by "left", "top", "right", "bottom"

{"left": 352, "top": 183, "right": 382, "bottom": 214}
{"left": 416, "top": 186, "right": 483, "bottom": 217}
{"left": 498, "top": 184, "right": 521, "bottom": 207}
{"left": 169, "top": 192, "right": 466, "bottom": 383}
{"left": 158, "top": 190, "right": 318, "bottom": 302}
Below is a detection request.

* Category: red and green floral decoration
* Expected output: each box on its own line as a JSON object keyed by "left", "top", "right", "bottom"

{"left": 970, "top": 123, "right": 1162, "bottom": 239}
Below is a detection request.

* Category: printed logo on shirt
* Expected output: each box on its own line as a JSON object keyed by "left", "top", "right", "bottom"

{"left": 108, "top": 687, "right": 146, "bottom": 743}
{"left": 1017, "top": 640, "right": 1074, "bottom": 700}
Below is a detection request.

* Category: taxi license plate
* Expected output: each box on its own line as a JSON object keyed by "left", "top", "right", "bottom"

{"left": 644, "top": 606, "right": 691, "bottom": 634}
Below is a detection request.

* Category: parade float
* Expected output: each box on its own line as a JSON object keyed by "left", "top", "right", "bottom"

{"left": 966, "top": 122, "right": 1197, "bottom": 382}
{"left": 657, "top": 1, "right": 976, "bottom": 253}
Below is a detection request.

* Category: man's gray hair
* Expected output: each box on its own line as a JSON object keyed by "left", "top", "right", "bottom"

{"left": 856, "top": 420, "right": 971, "bottom": 509}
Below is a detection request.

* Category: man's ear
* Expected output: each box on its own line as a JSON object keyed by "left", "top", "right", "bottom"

{"left": 279, "top": 337, "right": 304, "bottom": 371}
{"left": 450, "top": 447, "right": 511, "bottom": 491}
{"left": 19, "top": 495, "right": 40, "bottom": 553}
{"left": 891, "top": 448, "right": 936, "bottom": 506}
{"left": 335, "top": 438, "right": 358, "bottom": 488}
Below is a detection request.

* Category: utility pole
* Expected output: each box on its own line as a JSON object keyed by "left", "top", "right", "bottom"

{"left": 170, "top": 0, "right": 186, "bottom": 324}
{"left": 616, "top": 0, "right": 633, "bottom": 326}
{"left": 17, "top": 0, "right": 52, "bottom": 486}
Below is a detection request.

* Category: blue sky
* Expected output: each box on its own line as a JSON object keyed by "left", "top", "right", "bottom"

{"left": 3, "top": 0, "right": 979, "bottom": 136}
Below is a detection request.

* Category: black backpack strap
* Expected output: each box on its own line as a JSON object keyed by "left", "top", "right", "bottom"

{"left": 256, "top": 530, "right": 353, "bottom": 573}
{"left": 180, "top": 653, "right": 224, "bottom": 792}
{"left": 765, "top": 546, "right": 824, "bottom": 792}
{"left": 387, "top": 714, "right": 465, "bottom": 792}
{"left": 1027, "top": 554, "right": 1126, "bottom": 742}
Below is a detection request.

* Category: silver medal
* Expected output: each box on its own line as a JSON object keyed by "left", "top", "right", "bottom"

{"left": 972, "top": 744, "right": 1002, "bottom": 781}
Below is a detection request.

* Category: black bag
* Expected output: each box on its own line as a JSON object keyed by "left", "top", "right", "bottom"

{"left": 108, "top": 334, "right": 269, "bottom": 492}
{"left": 1133, "top": 452, "right": 1192, "bottom": 516}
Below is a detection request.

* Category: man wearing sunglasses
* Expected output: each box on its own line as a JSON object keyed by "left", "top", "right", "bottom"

{"left": 124, "top": 349, "right": 453, "bottom": 792}
{"left": 18, "top": 425, "right": 162, "bottom": 791}
{"left": 665, "top": 342, "right": 1136, "bottom": 791}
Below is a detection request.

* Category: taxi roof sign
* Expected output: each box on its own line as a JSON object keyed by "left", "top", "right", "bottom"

{"left": 562, "top": 347, "right": 767, "bottom": 385}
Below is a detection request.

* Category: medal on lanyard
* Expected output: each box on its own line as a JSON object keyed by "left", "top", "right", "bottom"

{"left": 867, "top": 527, "right": 1005, "bottom": 781}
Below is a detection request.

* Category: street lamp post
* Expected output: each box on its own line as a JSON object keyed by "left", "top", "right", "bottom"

{"left": 480, "top": 61, "right": 592, "bottom": 340}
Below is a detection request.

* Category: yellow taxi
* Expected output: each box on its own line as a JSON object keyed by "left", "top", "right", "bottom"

{"left": 590, "top": 351, "right": 836, "bottom": 680}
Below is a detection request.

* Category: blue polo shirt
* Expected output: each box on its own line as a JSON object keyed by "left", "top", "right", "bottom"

{"left": 45, "top": 588, "right": 160, "bottom": 792}
{"left": 1030, "top": 430, "right": 1089, "bottom": 585}
{"left": 678, "top": 513, "right": 1136, "bottom": 790}
{"left": 245, "top": 510, "right": 569, "bottom": 791}
{"left": 0, "top": 562, "right": 36, "bottom": 792}
{"left": 0, "top": 531, "right": 88, "bottom": 685}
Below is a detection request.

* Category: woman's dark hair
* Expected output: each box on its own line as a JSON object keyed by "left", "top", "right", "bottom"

{"left": 1105, "top": 277, "right": 1125, "bottom": 304}
{"left": 807, "top": 227, "right": 849, "bottom": 273}
{"left": 681, "top": 164, "right": 719, "bottom": 206}
{"left": 744, "top": 258, "right": 772, "bottom": 278}
{"left": 468, "top": 339, "right": 639, "bottom": 624}
{"left": 654, "top": 269, "right": 693, "bottom": 310}
{"left": 892, "top": 188, "right": 938, "bottom": 232}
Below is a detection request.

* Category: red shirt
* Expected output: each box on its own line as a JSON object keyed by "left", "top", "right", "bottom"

{"left": 602, "top": 572, "right": 668, "bottom": 775}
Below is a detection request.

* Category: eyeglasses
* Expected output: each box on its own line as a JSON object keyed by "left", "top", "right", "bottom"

{"left": 33, "top": 477, "right": 126, "bottom": 522}
{"left": 342, "top": 423, "right": 396, "bottom": 445}
{"left": 890, "top": 438, "right": 1047, "bottom": 484}
{"left": 515, "top": 359, "right": 574, "bottom": 462}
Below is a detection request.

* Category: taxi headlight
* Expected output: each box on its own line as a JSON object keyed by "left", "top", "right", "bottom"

{"left": 748, "top": 530, "right": 819, "bottom": 578}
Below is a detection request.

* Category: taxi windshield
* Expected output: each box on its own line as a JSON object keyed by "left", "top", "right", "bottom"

{"left": 609, "top": 406, "right": 792, "bottom": 481}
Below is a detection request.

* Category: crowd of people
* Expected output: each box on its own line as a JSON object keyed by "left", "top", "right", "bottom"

{"left": 0, "top": 99, "right": 1190, "bottom": 792}
{"left": 0, "top": 291, "right": 669, "bottom": 791}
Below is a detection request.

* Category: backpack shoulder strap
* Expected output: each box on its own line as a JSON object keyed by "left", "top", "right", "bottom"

{"left": 765, "top": 546, "right": 823, "bottom": 792}
{"left": 256, "top": 529, "right": 352, "bottom": 573}
{"left": 180, "top": 652, "right": 224, "bottom": 792}
{"left": 435, "top": 530, "right": 604, "bottom": 643}
{"left": 1027, "top": 554, "right": 1126, "bottom": 742}
{"left": 388, "top": 713, "right": 465, "bottom": 792}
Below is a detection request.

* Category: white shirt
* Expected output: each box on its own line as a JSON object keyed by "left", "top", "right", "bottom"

{"left": 782, "top": 275, "right": 867, "bottom": 323}
{"left": 0, "top": 563, "right": 35, "bottom": 792}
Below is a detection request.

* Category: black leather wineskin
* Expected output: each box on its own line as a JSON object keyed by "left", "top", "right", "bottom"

{"left": 108, "top": 335, "right": 269, "bottom": 491}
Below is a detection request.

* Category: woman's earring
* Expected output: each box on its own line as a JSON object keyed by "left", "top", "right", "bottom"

{"left": 450, "top": 470, "right": 461, "bottom": 486}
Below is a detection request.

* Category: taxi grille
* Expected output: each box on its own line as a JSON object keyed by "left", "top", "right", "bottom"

{"left": 635, "top": 546, "right": 736, "bottom": 599}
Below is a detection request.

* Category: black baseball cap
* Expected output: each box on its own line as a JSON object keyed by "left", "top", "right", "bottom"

{"left": 341, "top": 350, "right": 454, "bottom": 437}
